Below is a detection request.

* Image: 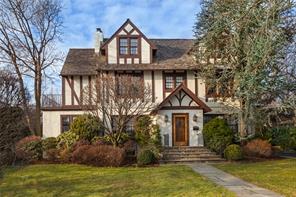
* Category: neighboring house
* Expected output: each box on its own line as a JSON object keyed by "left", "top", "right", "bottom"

{"left": 42, "top": 19, "right": 238, "bottom": 147}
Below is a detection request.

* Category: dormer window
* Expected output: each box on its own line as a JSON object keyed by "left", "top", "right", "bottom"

{"left": 119, "top": 37, "right": 138, "bottom": 55}
{"left": 119, "top": 38, "right": 128, "bottom": 54}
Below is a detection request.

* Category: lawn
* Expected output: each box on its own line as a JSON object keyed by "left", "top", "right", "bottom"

{"left": 214, "top": 159, "right": 296, "bottom": 197}
{"left": 0, "top": 164, "right": 234, "bottom": 197}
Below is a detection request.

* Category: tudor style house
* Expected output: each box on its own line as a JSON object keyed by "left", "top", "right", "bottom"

{"left": 42, "top": 19, "right": 238, "bottom": 147}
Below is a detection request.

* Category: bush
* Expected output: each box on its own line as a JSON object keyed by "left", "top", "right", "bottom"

{"left": 270, "top": 127, "right": 296, "bottom": 150}
{"left": 224, "top": 144, "right": 243, "bottom": 161}
{"left": 72, "top": 144, "right": 126, "bottom": 167}
{"left": 45, "top": 148, "right": 59, "bottom": 162}
{"left": 57, "top": 131, "right": 79, "bottom": 149}
{"left": 69, "top": 115, "right": 103, "bottom": 141}
{"left": 243, "top": 139, "right": 272, "bottom": 158}
{"left": 135, "top": 116, "right": 161, "bottom": 148}
{"left": 42, "top": 137, "right": 57, "bottom": 151}
{"left": 15, "top": 136, "right": 42, "bottom": 162}
{"left": 72, "top": 139, "right": 90, "bottom": 152}
{"left": 203, "top": 117, "right": 233, "bottom": 154}
{"left": 137, "top": 149, "right": 156, "bottom": 166}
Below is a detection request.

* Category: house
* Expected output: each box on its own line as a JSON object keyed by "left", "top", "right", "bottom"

{"left": 42, "top": 19, "right": 238, "bottom": 147}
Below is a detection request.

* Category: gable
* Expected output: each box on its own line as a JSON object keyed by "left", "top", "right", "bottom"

{"left": 152, "top": 83, "right": 211, "bottom": 113}
{"left": 102, "top": 19, "right": 155, "bottom": 65}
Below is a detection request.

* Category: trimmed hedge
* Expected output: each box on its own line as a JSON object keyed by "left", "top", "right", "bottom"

{"left": 72, "top": 144, "right": 126, "bottom": 167}
{"left": 224, "top": 144, "right": 243, "bottom": 161}
{"left": 203, "top": 117, "right": 233, "bottom": 154}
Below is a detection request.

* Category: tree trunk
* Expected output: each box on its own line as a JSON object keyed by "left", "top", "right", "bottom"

{"left": 34, "top": 66, "right": 42, "bottom": 136}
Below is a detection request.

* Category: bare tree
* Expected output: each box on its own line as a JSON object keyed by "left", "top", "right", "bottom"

{"left": 0, "top": 0, "right": 63, "bottom": 135}
{"left": 82, "top": 73, "right": 156, "bottom": 146}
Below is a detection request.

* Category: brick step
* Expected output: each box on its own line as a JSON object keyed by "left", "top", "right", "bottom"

{"left": 163, "top": 150, "right": 213, "bottom": 154}
{"left": 164, "top": 154, "right": 220, "bottom": 159}
{"left": 161, "top": 157, "right": 225, "bottom": 163}
{"left": 163, "top": 152, "right": 217, "bottom": 156}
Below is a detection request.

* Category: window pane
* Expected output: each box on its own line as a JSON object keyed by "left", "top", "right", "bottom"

{"left": 61, "top": 116, "right": 70, "bottom": 133}
{"left": 165, "top": 76, "right": 173, "bottom": 89}
{"left": 120, "top": 38, "right": 128, "bottom": 46}
{"left": 130, "top": 47, "right": 138, "bottom": 55}
{"left": 176, "top": 76, "right": 184, "bottom": 86}
{"left": 130, "top": 38, "right": 138, "bottom": 46}
{"left": 120, "top": 47, "right": 128, "bottom": 54}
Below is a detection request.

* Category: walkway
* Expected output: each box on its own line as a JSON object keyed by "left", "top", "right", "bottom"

{"left": 189, "top": 163, "right": 283, "bottom": 197}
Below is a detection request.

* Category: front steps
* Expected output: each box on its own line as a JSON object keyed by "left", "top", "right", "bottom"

{"left": 161, "top": 146, "right": 225, "bottom": 163}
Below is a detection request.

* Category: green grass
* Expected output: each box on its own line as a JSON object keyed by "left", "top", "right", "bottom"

{"left": 0, "top": 164, "right": 235, "bottom": 197}
{"left": 214, "top": 159, "right": 296, "bottom": 197}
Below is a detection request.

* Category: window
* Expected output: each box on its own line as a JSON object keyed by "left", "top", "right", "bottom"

{"left": 164, "top": 73, "right": 186, "bottom": 90}
{"left": 119, "top": 37, "right": 138, "bottom": 55}
{"left": 130, "top": 38, "right": 138, "bottom": 55}
{"left": 116, "top": 72, "right": 144, "bottom": 97}
{"left": 61, "top": 115, "right": 78, "bottom": 133}
{"left": 119, "top": 38, "right": 128, "bottom": 55}
{"left": 206, "top": 81, "right": 233, "bottom": 98}
{"left": 165, "top": 76, "right": 173, "bottom": 89}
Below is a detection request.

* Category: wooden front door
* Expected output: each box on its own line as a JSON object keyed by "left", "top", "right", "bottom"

{"left": 172, "top": 113, "right": 189, "bottom": 146}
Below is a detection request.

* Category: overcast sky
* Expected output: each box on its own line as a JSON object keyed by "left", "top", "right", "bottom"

{"left": 45, "top": 0, "right": 201, "bottom": 93}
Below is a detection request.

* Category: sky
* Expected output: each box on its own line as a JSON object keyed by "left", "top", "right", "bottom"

{"left": 45, "top": 0, "right": 201, "bottom": 93}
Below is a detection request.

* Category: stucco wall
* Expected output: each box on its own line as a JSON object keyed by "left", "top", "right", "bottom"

{"left": 42, "top": 110, "right": 87, "bottom": 138}
{"left": 155, "top": 109, "right": 204, "bottom": 147}
{"left": 154, "top": 71, "right": 163, "bottom": 102}
{"left": 141, "top": 37, "right": 150, "bottom": 64}
{"left": 108, "top": 38, "right": 117, "bottom": 64}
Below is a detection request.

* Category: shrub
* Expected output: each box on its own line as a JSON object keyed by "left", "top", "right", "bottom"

{"left": 224, "top": 144, "right": 243, "bottom": 161}
{"left": 57, "top": 131, "right": 79, "bottom": 149}
{"left": 135, "top": 116, "right": 161, "bottom": 148}
{"left": 69, "top": 115, "right": 103, "bottom": 141}
{"left": 92, "top": 136, "right": 108, "bottom": 145}
{"left": 203, "top": 117, "right": 233, "bottom": 154}
{"left": 59, "top": 148, "right": 72, "bottom": 163}
{"left": 15, "top": 136, "right": 42, "bottom": 162}
{"left": 45, "top": 148, "right": 59, "bottom": 162}
{"left": 123, "top": 140, "right": 137, "bottom": 156}
{"left": 270, "top": 127, "right": 296, "bottom": 150}
{"left": 42, "top": 137, "right": 57, "bottom": 151}
{"left": 243, "top": 139, "right": 272, "bottom": 158}
{"left": 72, "top": 139, "right": 90, "bottom": 152}
{"left": 72, "top": 144, "right": 126, "bottom": 167}
{"left": 137, "top": 149, "right": 156, "bottom": 166}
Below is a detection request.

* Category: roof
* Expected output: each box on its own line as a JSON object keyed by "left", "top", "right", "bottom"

{"left": 152, "top": 83, "right": 212, "bottom": 113}
{"left": 61, "top": 49, "right": 98, "bottom": 76}
{"left": 61, "top": 39, "right": 197, "bottom": 75}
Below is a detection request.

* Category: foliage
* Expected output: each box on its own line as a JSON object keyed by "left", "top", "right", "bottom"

{"left": 203, "top": 117, "right": 234, "bottom": 154}
{"left": 194, "top": 0, "right": 296, "bottom": 135}
{"left": 0, "top": 107, "right": 28, "bottom": 166}
{"left": 42, "top": 137, "right": 58, "bottom": 151}
{"left": 45, "top": 149, "right": 59, "bottom": 162}
{"left": 137, "top": 149, "right": 156, "bottom": 166}
{"left": 15, "top": 136, "right": 42, "bottom": 162}
{"left": 270, "top": 127, "right": 296, "bottom": 150}
{"left": 72, "top": 144, "right": 126, "bottom": 167}
{"left": 101, "top": 132, "right": 129, "bottom": 146}
{"left": 243, "top": 139, "right": 272, "bottom": 158}
{"left": 57, "top": 131, "right": 79, "bottom": 149}
{"left": 69, "top": 115, "right": 103, "bottom": 141}
{"left": 224, "top": 144, "right": 243, "bottom": 161}
{"left": 72, "top": 140, "right": 90, "bottom": 152}
{"left": 135, "top": 116, "right": 162, "bottom": 148}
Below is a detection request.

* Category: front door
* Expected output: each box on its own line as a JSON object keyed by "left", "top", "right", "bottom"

{"left": 172, "top": 113, "right": 189, "bottom": 146}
